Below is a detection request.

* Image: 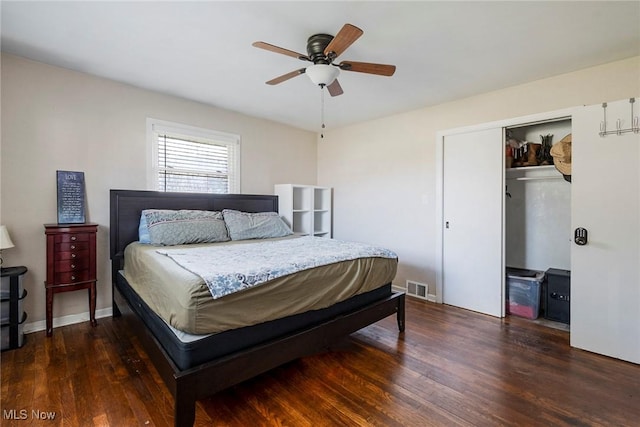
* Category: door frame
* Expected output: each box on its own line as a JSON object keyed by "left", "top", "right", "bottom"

{"left": 435, "top": 107, "right": 576, "bottom": 314}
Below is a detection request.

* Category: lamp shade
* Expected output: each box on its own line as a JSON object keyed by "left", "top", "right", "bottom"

{"left": 305, "top": 64, "right": 339, "bottom": 86}
{"left": 0, "top": 226, "right": 15, "bottom": 250}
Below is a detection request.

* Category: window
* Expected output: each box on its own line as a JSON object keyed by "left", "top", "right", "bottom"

{"left": 147, "top": 119, "right": 240, "bottom": 193}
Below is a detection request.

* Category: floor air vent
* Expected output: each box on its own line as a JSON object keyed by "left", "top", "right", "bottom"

{"left": 406, "top": 280, "right": 435, "bottom": 302}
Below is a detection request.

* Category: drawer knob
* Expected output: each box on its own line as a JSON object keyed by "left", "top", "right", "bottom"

{"left": 71, "top": 264, "right": 76, "bottom": 269}
{"left": 71, "top": 275, "right": 76, "bottom": 281}
{"left": 71, "top": 245, "right": 76, "bottom": 250}
{"left": 71, "top": 253, "right": 76, "bottom": 258}
{"left": 71, "top": 236, "right": 77, "bottom": 241}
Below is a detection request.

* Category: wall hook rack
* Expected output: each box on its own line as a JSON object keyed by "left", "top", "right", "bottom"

{"left": 599, "top": 98, "right": 640, "bottom": 137}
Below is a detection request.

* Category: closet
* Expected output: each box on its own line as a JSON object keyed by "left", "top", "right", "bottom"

{"left": 438, "top": 116, "right": 572, "bottom": 319}
{"left": 505, "top": 120, "right": 572, "bottom": 323}
{"left": 505, "top": 119, "right": 572, "bottom": 273}
{"left": 437, "top": 98, "right": 640, "bottom": 364}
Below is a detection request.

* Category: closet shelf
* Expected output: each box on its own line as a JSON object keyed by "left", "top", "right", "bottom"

{"left": 511, "top": 175, "right": 563, "bottom": 181}
{"left": 506, "top": 165, "right": 562, "bottom": 181}
{"left": 506, "top": 164, "right": 556, "bottom": 173}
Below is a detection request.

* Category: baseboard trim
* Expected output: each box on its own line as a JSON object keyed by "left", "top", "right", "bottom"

{"left": 391, "top": 285, "right": 405, "bottom": 294}
{"left": 23, "top": 307, "right": 113, "bottom": 334}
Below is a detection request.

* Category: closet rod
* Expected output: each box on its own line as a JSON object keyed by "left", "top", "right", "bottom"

{"left": 508, "top": 175, "right": 562, "bottom": 181}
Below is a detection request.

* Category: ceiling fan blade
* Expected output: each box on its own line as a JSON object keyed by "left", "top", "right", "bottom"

{"left": 252, "top": 41, "right": 310, "bottom": 61}
{"left": 324, "top": 23, "right": 363, "bottom": 59}
{"left": 327, "top": 79, "right": 344, "bottom": 97}
{"left": 266, "top": 68, "right": 306, "bottom": 85}
{"left": 339, "top": 61, "right": 396, "bottom": 76}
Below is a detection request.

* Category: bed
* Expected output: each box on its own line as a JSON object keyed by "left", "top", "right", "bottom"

{"left": 109, "top": 189, "right": 405, "bottom": 427}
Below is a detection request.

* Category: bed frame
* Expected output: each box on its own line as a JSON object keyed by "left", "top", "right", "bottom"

{"left": 109, "top": 189, "right": 405, "bottom": 427}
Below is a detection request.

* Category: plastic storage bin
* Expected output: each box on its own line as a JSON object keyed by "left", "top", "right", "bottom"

{"left": 506, "top": 268, "right": 544, "bottom": 319}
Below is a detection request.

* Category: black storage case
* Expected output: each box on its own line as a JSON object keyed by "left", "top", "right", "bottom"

{"left": 1, "top": 266, "right": 28, "bottom": 350}
{"left": 545, "top": 268, "right": 570, "bottom": 324}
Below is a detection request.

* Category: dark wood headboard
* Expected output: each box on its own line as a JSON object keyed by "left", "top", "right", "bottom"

{"left": 109, "top": 189, "right": 279, "bottom": 269}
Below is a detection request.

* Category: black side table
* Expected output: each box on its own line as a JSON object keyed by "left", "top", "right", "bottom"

{"left": 1, "top": 266, "right": 28, "bottom": 350}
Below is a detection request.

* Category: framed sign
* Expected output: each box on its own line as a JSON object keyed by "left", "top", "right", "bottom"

{"left": 57, "top": 170, "right": 86, "bottom": 224}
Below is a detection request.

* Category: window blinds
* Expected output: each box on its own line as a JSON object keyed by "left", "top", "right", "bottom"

{"left": 152, "top": 124, "right": 240, "bottom": 194}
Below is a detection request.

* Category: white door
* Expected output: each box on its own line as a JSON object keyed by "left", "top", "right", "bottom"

{"left": 442, "top": 128, "right": 505, "bottom": 317}
{"left": 571, "top": 98, "right": 640, "bottom": 364}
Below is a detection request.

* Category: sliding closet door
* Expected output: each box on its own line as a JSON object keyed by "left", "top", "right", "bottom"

{"left": 571, "top": 98, "right": 640, "bottom": 364}
{"left": 442, "top": 128, "right": 504, "bottom": 317}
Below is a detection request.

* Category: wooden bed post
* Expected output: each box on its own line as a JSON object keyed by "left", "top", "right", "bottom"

{"left": 111, "top": 254, "right": 123, "bottom": 317}
{"left": 397, "top": 293, "right": 406, "bottom": 332}
{"left": 174, "top": 385, "right": 196, "bottom": 427}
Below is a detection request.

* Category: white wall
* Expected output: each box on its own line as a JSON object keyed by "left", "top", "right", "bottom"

{"left": 3, "top": 52, "right": 639, "bottom": 333}
{"left": 318, "top": 56, "right": 640, "bottom": 294}
{"left": 505, "top": 172, "right": 572, "bottom": 272}
{"left": 1, "top": 54, "right": 317, "bottom": 331}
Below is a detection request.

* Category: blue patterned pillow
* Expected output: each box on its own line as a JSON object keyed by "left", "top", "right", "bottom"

{"left": 142, "top": 209, "right": 229, "bottom": 245}
{"left": 138, "top": 214, "right": 151, "bottom": 243}
{"left": 222, "top": 209, "right": 292, "bottom": 241}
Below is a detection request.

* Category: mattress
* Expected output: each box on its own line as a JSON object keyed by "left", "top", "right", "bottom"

{"left": 123, "top": 237, "right": 398, "bottom": 334}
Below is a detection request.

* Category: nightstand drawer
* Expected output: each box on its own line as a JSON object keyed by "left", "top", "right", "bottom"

{"left": 54, "top": 233, "right": 90, "bottom": 244}
{"left": 55, "top": 257, "right": 89, "bottom": 272}
{"left": 55, "top": 249, "right": 89, "bottom": 261}
{"left": 54, "top": 270, "right": 91, "bottom": 284}
{"left": 56, "top": 241, "right": 89, "bottom": 252}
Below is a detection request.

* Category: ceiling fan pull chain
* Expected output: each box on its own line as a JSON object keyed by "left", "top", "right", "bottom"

{"left": 320, "top": 87, "right": 325, "bottom": 138}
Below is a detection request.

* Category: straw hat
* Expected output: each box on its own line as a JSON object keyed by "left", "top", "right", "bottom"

{"left": 551, "top": 134, "right": 572, "bottom": 177}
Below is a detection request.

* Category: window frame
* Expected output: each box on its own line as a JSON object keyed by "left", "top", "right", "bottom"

{"left": 146, "top": 118, "right": 241, "bottom": 193}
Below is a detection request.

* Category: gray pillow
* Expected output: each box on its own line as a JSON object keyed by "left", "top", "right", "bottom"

{"left": 222, "top": 209, "right": 292, "bottom": 241}
{"left": 142, "top": 209, "right": 229, "bottom": 245}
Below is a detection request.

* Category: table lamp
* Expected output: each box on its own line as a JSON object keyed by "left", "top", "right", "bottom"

{"left": 0, "top": 225, "right": 15, "bottom": 269}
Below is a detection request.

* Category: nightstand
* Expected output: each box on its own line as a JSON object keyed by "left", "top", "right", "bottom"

{"left": 1, "top": 266, "right": 28, "bottom": 350}
{"left": 44, "top": 223, "right": 98, "bottom": 336}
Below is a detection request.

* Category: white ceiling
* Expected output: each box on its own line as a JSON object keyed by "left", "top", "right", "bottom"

{"left": 2, "top": 1, "right": 639, "bottom": 132}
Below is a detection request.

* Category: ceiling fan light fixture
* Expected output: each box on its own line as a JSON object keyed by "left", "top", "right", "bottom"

{"left": 305, "top": 64, "right": 339, "bottom": 87}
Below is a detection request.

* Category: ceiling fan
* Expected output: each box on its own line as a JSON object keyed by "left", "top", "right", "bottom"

{"left": 252, "top": 23, "right": 396, "bottom": 97}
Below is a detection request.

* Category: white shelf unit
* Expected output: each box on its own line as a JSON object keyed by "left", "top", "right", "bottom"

{"left": 275, "top": 184, "right": 332, "bottom": 238}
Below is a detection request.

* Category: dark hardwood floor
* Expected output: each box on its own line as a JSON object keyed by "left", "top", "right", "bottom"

{"left": 2, "top": 297, "right": 639, "bottom": 426}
